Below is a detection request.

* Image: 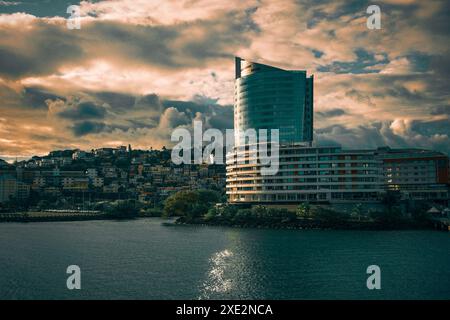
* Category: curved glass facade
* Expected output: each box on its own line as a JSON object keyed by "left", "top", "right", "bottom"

{"left": 234, "top": 57, "right": 313, "bottom": 145}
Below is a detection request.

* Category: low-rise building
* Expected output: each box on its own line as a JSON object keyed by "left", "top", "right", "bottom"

{"left": 227, "top": 144, "right": 384, "bottom": 204}
{"left": 62, "top": 177, "right": 89, "bottom": 191}
{"left": 92, "top": 177, "right": 104, "bottom": 188}
{"left": 0, "top": 175, "right": 30, "bottom": 202}
{"left": 86, "top": 168, "right": 98, "bottom": 179}
{"left": 376, "top": 147, "right": 449, "bottom": 202}
{"left": 103, "top": 184, "right": 119, "bottom": 193}
{"left": 226, "top": 144, "right": 449, "bottom": 205}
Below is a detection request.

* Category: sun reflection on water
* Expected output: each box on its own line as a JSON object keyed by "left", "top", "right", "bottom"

{"left": 199, "top": 249, "right": 234, "bottom": 299}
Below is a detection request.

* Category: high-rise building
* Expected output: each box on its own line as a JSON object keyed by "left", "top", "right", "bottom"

{"left": 227, "top": 58, "right": 449, "bottom": 206}
{"left": 234, "top": 57, "right": 313, "bottom": 145}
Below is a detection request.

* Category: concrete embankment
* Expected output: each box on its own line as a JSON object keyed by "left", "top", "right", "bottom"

{"left": 0, "top": 211, "right": 108, "bottom": 222}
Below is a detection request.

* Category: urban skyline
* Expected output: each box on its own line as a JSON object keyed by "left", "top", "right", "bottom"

{"left": 0, "top": 0, "right": 449, "bottom": 163}
{"left": 0, "top": 0, "right": 449, "bottom": 303}
{"left": 227, "top": 58, "right": 448, "bottom": 206}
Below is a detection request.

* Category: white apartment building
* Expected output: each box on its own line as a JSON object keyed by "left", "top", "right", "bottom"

{"left": 226, "top": 145, "right": 383, "bottom": 204}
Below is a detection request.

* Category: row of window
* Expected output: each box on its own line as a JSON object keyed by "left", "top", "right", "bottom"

{"left": 385, "top": 166, "right": 434, "bottom": 170}
{"left": 228, "top": 177, "right": 380, "bottom": 184}
{"left": 230, "top": 192, "right": 379, "bottom": 202}
{"left": 228, "top": 184, "right": 381, "bottom": 191}
{"left": 228, "top": 168, "right": 380, "bottom": 175}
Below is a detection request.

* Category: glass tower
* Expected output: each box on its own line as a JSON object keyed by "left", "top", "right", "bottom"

{"left": 234, "top": 57, "right": 313, "bottom": 145}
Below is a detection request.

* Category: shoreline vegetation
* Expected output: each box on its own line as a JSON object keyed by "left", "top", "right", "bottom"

{"left": 0, "top": 199, "right": 163, "bottom": 223}
{"left": 163, "top": 190, "right": 440, "bottom": 231}
{"left": 0, "top": 190, "right": 446, "bottom": 231}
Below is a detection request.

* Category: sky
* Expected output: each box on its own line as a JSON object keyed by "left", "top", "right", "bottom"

{"left": 0, "top": 0, "right": 449, "bottom": 161}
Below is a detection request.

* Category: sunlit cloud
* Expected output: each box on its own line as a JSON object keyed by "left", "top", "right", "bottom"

{"left": 0, "top": 0, "right": 449, "bottom": 159}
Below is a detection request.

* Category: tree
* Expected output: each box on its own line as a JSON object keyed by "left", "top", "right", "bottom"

{"left": 296, "top": 202, "right": 311, "bottom": 219}
{"left": 221, "top": 204, "right": 238, "bottom": 219}
{"left": 370, "top": 208, "right": 403, "bottom": 226}
{"left": 351, "top": 203, "right": 363, "bottom": 221}
{"left": 267, "top": 207, "right": 296, "bottom": 222}
{"left": 382, "top": 191, "right": 401, "bottom": 213}
{"left": 233, "top": 208, "right": 252, "bottom": 223}
{"left": 163, "top": 190, "right": 198, "bottom": 218}
{"left": 315, "top": 207, "right": 349, "bottom": 224}
{"left": 410, "top": 202, "right": 431, "bottom": 224}
{"left": 371, "top": 191, "right": 404, "bottom": 227}
{"left": 163, "top": 190, "right": 221, "bottom": 220}
{"left": 191, "top": 202, "right": 210, "bottom": 218}
{"left": 205, "top": 207, "right": 219, "bottom": 221}
{"left": 252, "top": 205, "right": 268, "bottom": 219}
{"left": 197, "top": 189, "right": 221, "bottom": 204}
{"left": 106, "top": 200, "right": 140, "bottom": 219}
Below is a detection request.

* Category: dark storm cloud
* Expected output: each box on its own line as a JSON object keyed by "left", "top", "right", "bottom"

{"left": 93, "top": 91, "right": 136, "bottom": 111}
{"left": 396, "top": 0, "right": 450, "bottom": 37}
{"left": 162, "top": 99, "right": 208, "bottom": 114}
{"left": 162, "top": 97, "right": 234, "bottom": 130}
{"left": 126, "top": 118, "right": 158, "bottom": 129}
{"left": 0, "top": 12, "right": 255, "bottom": 81}
{"left": 134, "top": 94, "right": 161, "bottom": 110}
{"left": 312, "top": 49, "right": 323, "bottom": 58}
{"left": 430, "top": 105, "right": 450, "bottom": 116}
{"left": 89, "top": 91, "right": 163, "bottom": 115}
{"left": 0, "top": 84, "right": 66, "bottom": 111}
{"left": 316, "top": 124, "right": 354, "bottom": 135}
{"left": 345, "top": 89, "right": 375, "bottom": 107}
{"left": 316, "top": 108, "right": 347, "bottom": 118}
{"left": 0, "top": 48, "right": 35, "bottom": 78}
{"left": 407, "top": 52, "right": 432, "bottom": 73}
{"left": 429, "top": 54, "right": 450, "bottom": 79}
{"left": 208, "top": 110, "right": 234, "bottom": 130}
{"left": 0, "top": 21, "right": 84, "bottom": 79}
{"left": 32, "top": 85, "right": 233, "bottom": 138}
{"left": 88, "top": 22, "right": 180, "bottom": 68}
{"left": 22, "top": 86, "right": 65, "bottom": 109}
{"left": 57, "top": 101, "right": 107, "bottom": 120}
{"left": 410, "top": 119, "right": 450, "bottom": 136}
{"left": 368, "top": 73, "right": 448, "bottom": 108}
{"left": 385, "top": 86, "right": 426, "bottom": 101}
{"left": 317, "top": 49, "right": 387, "bottom": 74}
{"left": 315, "top": 124, "right": 387, "bottom": 150}
{"left": 41, "top": 89, "right": 233, "bottom": 137}
{"left": 306, "top": 0, "right": 364, "bottom": 28}
{"left": 71, "top": 121, "right": 106, "bottom": 137}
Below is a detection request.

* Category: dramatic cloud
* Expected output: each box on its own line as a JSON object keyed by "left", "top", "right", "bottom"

{"left": 316, "top": 108, "right": 347, "bottom": 118}
{"left": 56, "top": 102, "right": 107, "bottom": 120}
{"left": 0, "top": 0, "right": 449, "bottom": 159}
{"left": 72, "top": 121, "right": 106, "bottom": 137}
